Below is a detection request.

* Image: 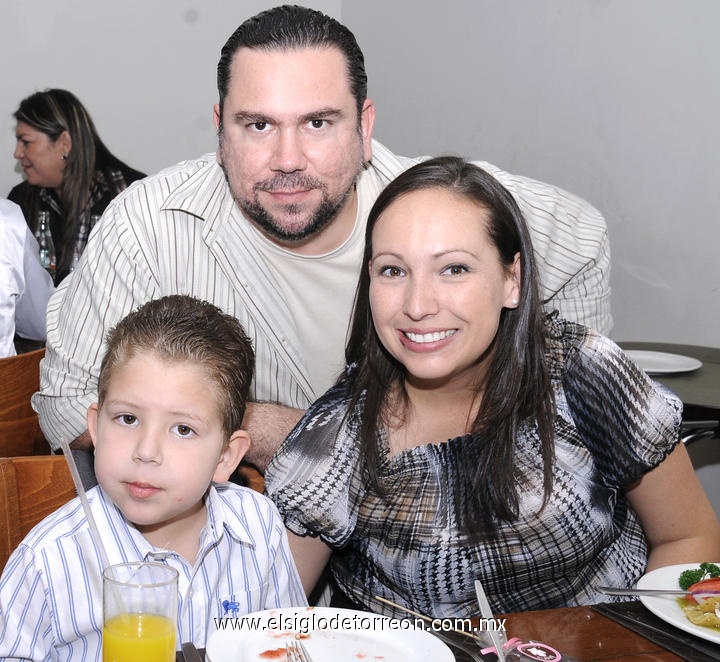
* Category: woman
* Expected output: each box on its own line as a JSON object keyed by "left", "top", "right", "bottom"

{"left": 265, "top": 156, "right": 720, "bottom": 618}
{"left": 9, "top": 89, "right": 145, "bottom": 283}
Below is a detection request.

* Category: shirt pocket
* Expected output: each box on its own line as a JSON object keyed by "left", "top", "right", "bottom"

{"left": 218, "top": 583, "right": 270, "bottom": 618}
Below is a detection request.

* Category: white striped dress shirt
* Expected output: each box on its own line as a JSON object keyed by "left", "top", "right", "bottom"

{"left": 0, "top": 483, "right": 306, "bottom": 661}
{"left": 33, "top": 140, "right": 610, "bottom": 449}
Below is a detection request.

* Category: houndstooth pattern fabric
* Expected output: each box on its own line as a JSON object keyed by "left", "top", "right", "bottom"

{"left": 265, "top": 319, "right": 682, "bottom": 618}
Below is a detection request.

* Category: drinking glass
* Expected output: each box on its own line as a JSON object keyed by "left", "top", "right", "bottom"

{"left": 102, "top": 561, "right": 178, "bottom": 662}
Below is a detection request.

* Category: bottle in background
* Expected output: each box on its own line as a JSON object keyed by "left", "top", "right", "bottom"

{"left": 35, "top": 210, "right": 56, "bottom": 282}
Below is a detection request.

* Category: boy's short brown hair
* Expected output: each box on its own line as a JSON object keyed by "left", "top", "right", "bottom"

{"left": 98, "top": 295, "right": 254, "bottom": 438}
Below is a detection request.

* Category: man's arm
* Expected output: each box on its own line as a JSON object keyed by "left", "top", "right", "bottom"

{"left": 242, "top": 401, "right": 305, "bottom": 472}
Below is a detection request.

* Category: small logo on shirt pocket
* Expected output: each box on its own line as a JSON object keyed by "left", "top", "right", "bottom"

{"left": 221, "top": 599, "right": 241, "bottom": 617}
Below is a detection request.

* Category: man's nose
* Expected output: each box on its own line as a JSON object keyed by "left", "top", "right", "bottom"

{"left": 269, "top": 129, "right": 307, "bottom": 173}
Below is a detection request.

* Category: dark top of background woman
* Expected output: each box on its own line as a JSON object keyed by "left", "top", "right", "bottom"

{"left": 8, "top": 89, "right": 145, "bottom": 283}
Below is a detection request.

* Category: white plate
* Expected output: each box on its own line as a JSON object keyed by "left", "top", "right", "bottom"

{"left": 205, "top": 606, "right": 455, "bottom": 662}
{"left": 625, "top": 350, "right": 702, "bottom": 375}
{"left": 637, "top": 563, "right": 720, "bottom": 645}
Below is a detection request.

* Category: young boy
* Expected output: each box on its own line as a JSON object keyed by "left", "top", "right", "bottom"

{"left": 0, "top": 295, "right": 306, "bottom": 660}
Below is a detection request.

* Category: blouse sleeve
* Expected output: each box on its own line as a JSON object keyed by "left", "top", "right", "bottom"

{"left": 561, "top": 325, "right": 682, "bottom": 487}
{"left": 265, "top": 381, "right": 364, "bottom": 548}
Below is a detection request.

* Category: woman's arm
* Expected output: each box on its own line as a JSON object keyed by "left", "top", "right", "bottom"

{"left": 287, "top": 530, "right": 333, "bottom": 598}
{"left": 626, "top": 442, "right": 720, "bottom": 570}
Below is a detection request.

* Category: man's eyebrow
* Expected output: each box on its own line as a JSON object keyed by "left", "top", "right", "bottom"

{"left": 298, "top": 107, "right": 344, "bottom": 122}
{"left": 230, "top": 108, "right": 345, "bottom": 125}
{"left": 231, "top": 111, "right": 272, "bottom": 124}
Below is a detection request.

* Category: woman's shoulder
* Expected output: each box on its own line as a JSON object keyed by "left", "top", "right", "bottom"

{"left": 7, "top": 180, "right": 34, "bottom": 208}
{"left": 546, "top": 317, "right": 625, "bottom": 371}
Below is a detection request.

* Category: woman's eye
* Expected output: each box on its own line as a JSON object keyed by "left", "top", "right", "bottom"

{"left": 379, "top": 265, "right": 404, "bottom": 277}
{"left": 443, "top": 264, "right": 469, "bottom": 276}
{"left": 116, "top": 414, "right": 137, "bottom": 426}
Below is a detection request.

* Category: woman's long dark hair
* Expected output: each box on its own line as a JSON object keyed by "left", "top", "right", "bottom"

{"left": 345, "top": 156, "right": 555, "bottom": 535}
{"left": 14, "top": 89, "right": 126, "bottom": 276}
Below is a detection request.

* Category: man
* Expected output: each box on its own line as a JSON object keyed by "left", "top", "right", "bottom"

{"left": 33, "top": 5, "right": 610, "bottom": 481}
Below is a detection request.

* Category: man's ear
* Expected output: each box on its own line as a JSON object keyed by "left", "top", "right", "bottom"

{"left": 360, "top": 98, "right": 375, "bottom": 164}
{"left": 212, "top": 430, "right": 251, "bottom": 483}
{"left": 87, "top": 403, "right": 99, "bottom": 449}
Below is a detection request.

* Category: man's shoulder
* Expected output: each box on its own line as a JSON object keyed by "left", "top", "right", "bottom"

{"left": 128, "top": 153, "right": 217, "bottom": 193}
{"left": 103, "top": 153, "right": 229, "bottom": 229}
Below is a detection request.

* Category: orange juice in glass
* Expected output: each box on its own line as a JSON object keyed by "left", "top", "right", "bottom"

{"left": 102, "top": 562, "right": 178, "bottom": 662}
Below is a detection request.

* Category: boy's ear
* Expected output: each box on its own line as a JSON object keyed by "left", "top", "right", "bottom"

{"left": 212, "top": 430, "right": 251, "bottom": 483}
{"left": 87, "top": 403, "right": 99, "bottom": 449}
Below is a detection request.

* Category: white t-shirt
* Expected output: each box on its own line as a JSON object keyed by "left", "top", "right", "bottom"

{"left": 249, "top": 184, "right": 371, "bottom": 399}
{"left": 0, "top": 199, "right": 55, "bottom": 357}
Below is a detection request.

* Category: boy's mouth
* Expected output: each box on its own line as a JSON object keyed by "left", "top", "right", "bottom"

{"left": 126, "top": 481, "right": 161, "bottom": 499}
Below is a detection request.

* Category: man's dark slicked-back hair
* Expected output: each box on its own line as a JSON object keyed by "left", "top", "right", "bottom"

{"left": 217, "top": 5, "right": 368, "bottom": 124}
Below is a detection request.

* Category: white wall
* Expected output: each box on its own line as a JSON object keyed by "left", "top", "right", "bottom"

{"left": 2, "top": 0, "right": 718, "bottom": 347}
{"left": 344, "top": 0, "right": 720, "bottom": 346}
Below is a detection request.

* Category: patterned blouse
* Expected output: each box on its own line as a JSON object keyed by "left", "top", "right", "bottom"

{"left": 265, "top": 319, "right": 682, "bottom": 618}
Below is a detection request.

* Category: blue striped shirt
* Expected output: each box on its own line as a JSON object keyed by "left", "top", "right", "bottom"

{"left": 0, "top": 483, "right": 306, "bottom": 661}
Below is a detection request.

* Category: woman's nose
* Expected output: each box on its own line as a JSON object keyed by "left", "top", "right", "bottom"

{"left": 403, "top": 276, "right": 439, "bottom": 320}
{"left": 13, "top": 142, "right": 23, "bottom": 160}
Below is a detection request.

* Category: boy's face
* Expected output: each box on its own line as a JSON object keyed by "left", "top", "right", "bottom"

{"left": 88, "top": 352, "right": 248, "bottom": 539}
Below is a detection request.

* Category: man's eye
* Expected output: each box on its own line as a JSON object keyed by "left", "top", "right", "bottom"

{"left": 309, "top": 119, "right": 326, "bottom": 129}
{"left": 251, "top": 121, "right": 268, "bottom": 131}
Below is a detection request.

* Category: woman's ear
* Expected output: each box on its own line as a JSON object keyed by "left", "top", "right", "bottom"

{"left": 212, "top": 430, "right": 251, "bottom": 483}
{"left": 57, "top": 130, "right": 72, "bottom": 158}
{"left": 87, "top": 402, "right": 99, "bottom": 449}
{"left": 504, "top": 252, "right": 521, "bottom": 308}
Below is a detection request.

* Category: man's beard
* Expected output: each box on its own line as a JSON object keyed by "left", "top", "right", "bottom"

{"left": 224, "top": 169, "right": 358, "bottom": 244}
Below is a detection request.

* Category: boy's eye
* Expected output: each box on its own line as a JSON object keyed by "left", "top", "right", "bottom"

{"left": 172, "top": 424, "right": 196, "bottom": 437}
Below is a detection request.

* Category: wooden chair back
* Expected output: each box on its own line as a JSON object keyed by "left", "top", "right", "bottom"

{"left": 0, "top": 455, "right": 75, "bottom": 571}
{"left": 0, "top": 348, "right": 48, "bottom": 456}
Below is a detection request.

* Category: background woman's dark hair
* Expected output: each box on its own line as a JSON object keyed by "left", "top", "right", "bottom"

{"left": 217, "top": 5, "right": 367, "bottom": 128}
{"left": 344, "top": 156, "right": 555, "bottom": 535}
{"left": 14, "top": 88, "right": 128, "bottom": 276}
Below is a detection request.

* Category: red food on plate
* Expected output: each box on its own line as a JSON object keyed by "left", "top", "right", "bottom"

{"left": 686, "top": 577, "right": 720, "bottom": 603}
{"left": 258, "top": 648, "right": 286, "bottom": 659}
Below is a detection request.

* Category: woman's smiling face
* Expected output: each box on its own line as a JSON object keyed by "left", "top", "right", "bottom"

{"left": 368, "top": 187, "right": 520, "bottom": 391}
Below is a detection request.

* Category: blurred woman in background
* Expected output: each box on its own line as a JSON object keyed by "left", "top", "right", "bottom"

{"left": 9, "top": 89, "right": 145, "bottom": 283}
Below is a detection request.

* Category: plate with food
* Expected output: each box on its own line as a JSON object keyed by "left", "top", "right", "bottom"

{"left": 205, "top": 606, "right": 455, "bottom": 661}
{"left": 637, "top": 562, "right": 720, "bottom": 644}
